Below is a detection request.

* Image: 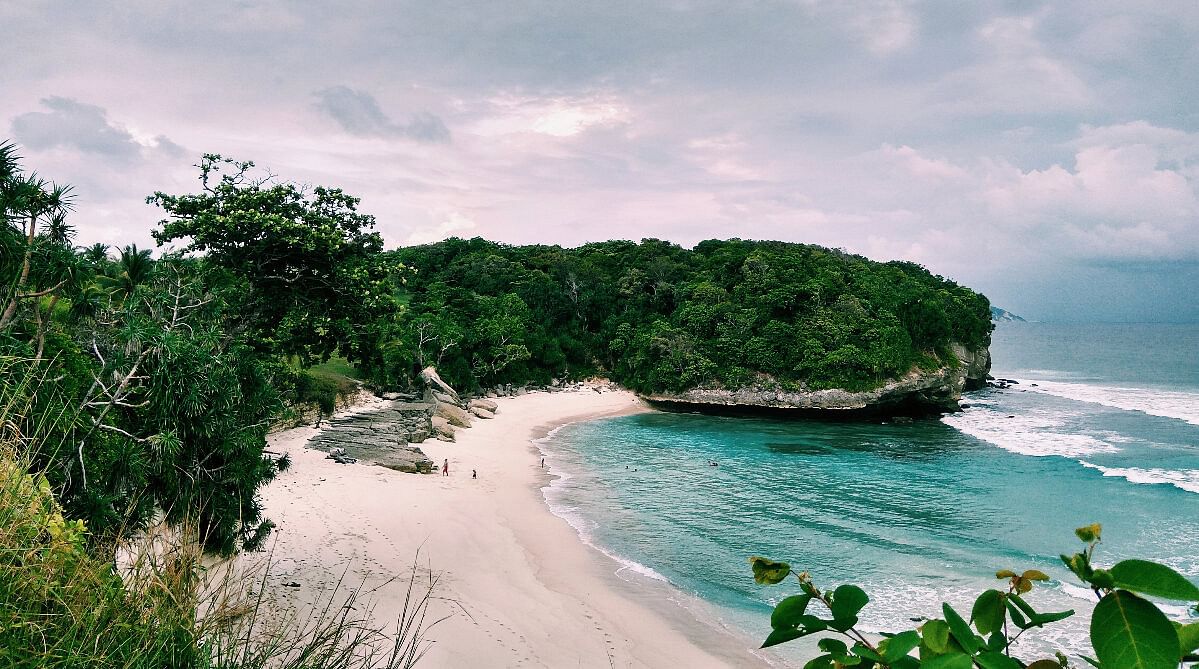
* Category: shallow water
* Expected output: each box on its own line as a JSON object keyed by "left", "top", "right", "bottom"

{"left": 539, "top": 323, "right": 1199, "bottom": 661}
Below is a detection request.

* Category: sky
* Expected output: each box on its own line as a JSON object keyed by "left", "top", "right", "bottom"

{"left": 3, "top": 1, "right": 1198, "bottom": 322}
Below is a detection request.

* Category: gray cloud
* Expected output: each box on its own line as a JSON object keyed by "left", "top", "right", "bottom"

{"left": 11, "top": 97, "right": 142, "bottom": 159}
{"left": 314, "top": 86, "right": 450, "bottom": 143}
{"left": 10, "top": 97, "right": 186, "bottom": 163}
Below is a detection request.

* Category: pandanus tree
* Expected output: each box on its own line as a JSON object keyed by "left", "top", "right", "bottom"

{"left": 0, "top": 142, "right": 81, "bottom": 365}
{"left": 0, "top": 141, "right": 76, "bottom": 334}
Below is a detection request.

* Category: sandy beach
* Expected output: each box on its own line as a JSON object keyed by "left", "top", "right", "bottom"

{"left": 255, "top": 389, "right": 770, "bottom": 668}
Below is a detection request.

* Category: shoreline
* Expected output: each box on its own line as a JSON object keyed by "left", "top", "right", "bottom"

{"left": 254, "top": 388, "right": 772, "bottom": 668}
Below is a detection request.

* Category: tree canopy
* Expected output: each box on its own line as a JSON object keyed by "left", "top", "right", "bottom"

{"left": 381, "top": 237, "right": 993, "bottom": 394}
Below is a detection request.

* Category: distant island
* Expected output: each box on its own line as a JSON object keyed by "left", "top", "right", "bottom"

{"left": 990, "top": 306, "right": 1026, "bottom": 322}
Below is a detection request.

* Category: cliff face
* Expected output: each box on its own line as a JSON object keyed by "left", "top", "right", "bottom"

{"left": 642, "top": 342, "right": 991, "bottom": 419}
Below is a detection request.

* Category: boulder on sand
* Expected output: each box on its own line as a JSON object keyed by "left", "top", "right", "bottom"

{"left": 431, "top": 415, "right": 456, "bottom": 441}
{"left": 435, "top": 402, "right": 472, "bottom": 428}
{"left": 469, "top": 406, "right": 495, "bottom": 419}
{"left": 469, "top": 398, "right": 498, "bottom": 413}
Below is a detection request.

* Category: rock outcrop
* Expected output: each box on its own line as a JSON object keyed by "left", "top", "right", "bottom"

{"left": 435, "top": 402, "right": 472, "bottom": 428}
{"left": 307, "top": 401, "right": 436, "bottom": 473}
{"left": 643, "top": 343, "right": 991, "bottom": 419}
{"left": 420, "top": 366, "right": 461, "bottom": 403}
{"left": 469, "top": 398, "right": 499, "bottom": 413}
{"left": 469, "top": 406, "right": 495, "bottom": 419}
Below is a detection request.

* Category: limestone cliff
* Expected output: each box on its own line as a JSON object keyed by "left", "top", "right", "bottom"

{"left": 641, "top": 342, "right": 990, "bottom": 418}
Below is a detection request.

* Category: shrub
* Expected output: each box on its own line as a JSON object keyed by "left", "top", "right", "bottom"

{"left": 750, "top": 524, "right": 1199, "bottom": 669}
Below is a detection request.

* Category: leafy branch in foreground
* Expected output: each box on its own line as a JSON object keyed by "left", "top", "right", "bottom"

{"left": 751, "top": 524, "right": 1199, "bottom": 669}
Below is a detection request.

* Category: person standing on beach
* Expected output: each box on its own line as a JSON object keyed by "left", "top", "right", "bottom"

{"left": 442, "top": 458, "right": 449, "bottom": 476}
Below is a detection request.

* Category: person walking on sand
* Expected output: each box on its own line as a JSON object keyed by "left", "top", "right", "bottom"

{"left": 442, "top": 458, "right": 449, "bottom": 476}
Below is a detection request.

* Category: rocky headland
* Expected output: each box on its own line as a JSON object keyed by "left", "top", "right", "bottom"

{"left": 642, "top": 342, "right": 991, "bottom": 418}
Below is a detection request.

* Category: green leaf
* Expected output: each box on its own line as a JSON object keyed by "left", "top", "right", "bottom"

{"left": 1176, "top": 621, "right": 1199, "bottom": 655}
{"left": 828, "top": 615, "right": 858, "bottom": 632}
{"left": 1022, "top": 569, "right": 1050, "bottom": 581}
{"left": 804, "top": 654, "right": 833, "bottom": 669}
{"left": 971, "top": 589, "right": 1006, "bottom": 636}
{"left": 1062, "top": 552, "right": 1092, "bottom": 580}
{"left": 749, "top": 557, "right": 791, "bottom": 585}
{"left": 1008, "top": 593, "right": 1038, "bottom": 618}
{"left": 761, "top": 627, "right": 804, "bottom": 648}
{"left": 943, "top": 603, "right": 980, "bottom": 654}
{"left": 830, "top": 584, "right": 869, "bottom": 620}
{"left": 1109, "top": 560, "right": 1199, "bottom": 601}
{"left": 1026, "top": 660, "right": 1062, "bottom": 669}
{"left": 922, "top": 619, "right": 951, "bottom": 654}
{"left": 818, "top": 638, "right": 848, "bottom": 656}
{"left": 1030, "top": 608, "right": 1074, "bottom": 626}
{"left": 771, "top": 594, "right": 812, "bottom": 630}
{"left": 1090, "top": 590, "right": 1180, "bottom": 669}
{"left": 1075, "top": 523, "right": 1102, "bottom": 543}
{"left": 853, "top": 642, "right": 885, "bottom": 663}
{"left": 975, "top": 650, "right": 1022, "bottom": 669}
{"left": 1005, "top": 599, "right": 1029, "bottom": 629}
{"left": 922, "top": 653, "right": 973, "bottom": 669}
{"left": 881, "top": 630, "right": 921, "bottom": 663}
{"left": 798, "top": 614, "right": 827, "bottom": 633}
{"left": 1079, "top": 656, "right": 1102, "bottom": 669}
{"left": 1090, "top": 568, "right": 1116, "bottom": 590}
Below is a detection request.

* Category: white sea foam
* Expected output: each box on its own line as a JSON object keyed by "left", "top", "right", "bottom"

{"left": 535, "top": 432, "right": 671, "bottom": 584}
{"left": 1079, "top": 461, "right": 1199, "bottom": 495}
{"left": 1022, "top": 380, "right": 1199, "bottom": 427}
{"left": 942, "top": 407, "right": 1119, "bottom": 457}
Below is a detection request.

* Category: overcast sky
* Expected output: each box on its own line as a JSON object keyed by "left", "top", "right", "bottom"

{"left": 4, "top": 1, "right": 1198, "bottom": 322}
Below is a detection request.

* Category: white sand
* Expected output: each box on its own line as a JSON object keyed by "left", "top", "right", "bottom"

{"left": 257, "top": 389, "right": 770, "bottom": 668}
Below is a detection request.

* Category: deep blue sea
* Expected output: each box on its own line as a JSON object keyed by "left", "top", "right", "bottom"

{"left": 538, "top": 323, "right": 1199, "bottom": 663}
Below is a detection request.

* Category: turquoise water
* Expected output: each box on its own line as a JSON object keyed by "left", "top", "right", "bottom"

{"left": 539, "top": 323, "right": 1199, "bottom": 662}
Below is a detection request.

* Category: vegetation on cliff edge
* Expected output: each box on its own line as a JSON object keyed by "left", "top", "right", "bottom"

{"left": 374, "top": 237, "right": 993, "bottom": 395}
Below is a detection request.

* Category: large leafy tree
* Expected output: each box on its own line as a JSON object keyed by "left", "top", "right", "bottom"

{"left": 148, "top": 154, "right": 400, "bottom": 365}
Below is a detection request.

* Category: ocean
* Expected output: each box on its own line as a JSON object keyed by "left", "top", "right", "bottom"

{"left": 537, "top": 322, "right": 1199, "bottom": 663}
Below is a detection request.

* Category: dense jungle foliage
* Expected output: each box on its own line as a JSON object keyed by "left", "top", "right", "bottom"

{"left": 375, "top": 237, "right": 993, "bottom": 394}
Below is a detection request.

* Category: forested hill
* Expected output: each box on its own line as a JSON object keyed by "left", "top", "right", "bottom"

{"left": 375, "top": 238, "right": 993, "bottom": 396}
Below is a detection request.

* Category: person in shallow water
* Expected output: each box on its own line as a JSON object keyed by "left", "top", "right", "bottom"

{"left": 442, "top": 458, "right": 449, "bottom": 476}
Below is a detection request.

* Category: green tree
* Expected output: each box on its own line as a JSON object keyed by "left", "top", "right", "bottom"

{"left": 148, "top": 154, "right": 399, "bottom": 366}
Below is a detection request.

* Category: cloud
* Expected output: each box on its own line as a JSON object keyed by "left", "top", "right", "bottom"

{"left": 924, "top": 13, "right": 1094, "bottom": 117}
{"left": 404, "top": 210, "right": 476, "bottom": 245}
{"left": 10, "top": 97, "right": 186, "bottom": 163}
{"left": 314, "top": 86, "right": 450, "bottom": 143}
{"left": 11, "top": 97, "right": 142, "bottom": 160}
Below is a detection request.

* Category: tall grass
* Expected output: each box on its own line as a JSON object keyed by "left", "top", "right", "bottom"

{"left": 0, "top": 357, "right": 443, "bottom": 668}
